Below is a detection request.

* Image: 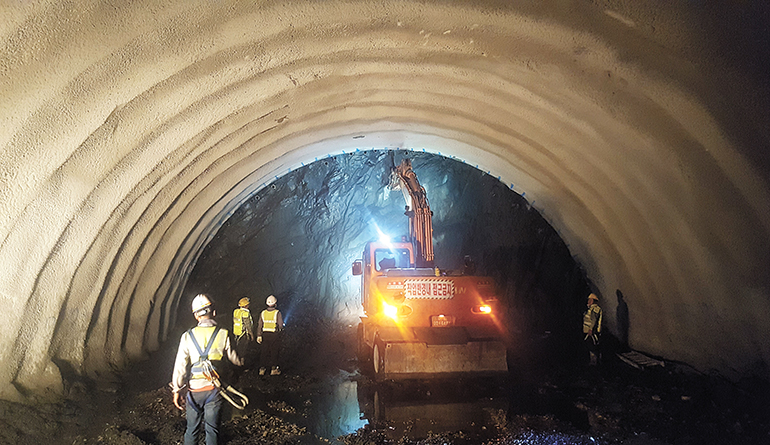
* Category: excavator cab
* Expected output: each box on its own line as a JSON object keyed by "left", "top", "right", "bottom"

{"left": 375, "top": 247, "right": 410, "bottom": 272}
{"left": 353, "top": 244, "right": 411, "bottom": 275}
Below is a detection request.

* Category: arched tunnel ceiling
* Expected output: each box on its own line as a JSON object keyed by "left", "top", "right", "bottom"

{"left": 0, "top": 1, "right": 768, "bottom": 401}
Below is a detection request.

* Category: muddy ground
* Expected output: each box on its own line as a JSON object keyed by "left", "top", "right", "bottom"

{"left": 2, "top": 315, "right": 769, "bottom": 445}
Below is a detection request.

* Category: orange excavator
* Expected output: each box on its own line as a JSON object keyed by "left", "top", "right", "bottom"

{"left": 352, "top": 159, "right": 508, "bottom": 379}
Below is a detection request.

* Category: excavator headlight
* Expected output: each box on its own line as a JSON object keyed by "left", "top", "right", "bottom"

{"left": 472, "top": 305, "right": 492, "bottom": 314}
{"left": 383, "top": 302, "right": 398, "bottom": 320}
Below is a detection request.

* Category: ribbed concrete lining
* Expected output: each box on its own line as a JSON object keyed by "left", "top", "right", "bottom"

{"left": 0, "top": 1, "right": 768, "bottom": 401}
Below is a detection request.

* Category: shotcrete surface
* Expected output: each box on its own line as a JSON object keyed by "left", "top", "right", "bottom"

{"left": 0, "top": 0, "right": 768, "bottom": 404}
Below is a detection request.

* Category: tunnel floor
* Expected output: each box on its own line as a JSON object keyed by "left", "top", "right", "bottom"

{"left": 3, "top": 315, "right": 769, "bottom": 445}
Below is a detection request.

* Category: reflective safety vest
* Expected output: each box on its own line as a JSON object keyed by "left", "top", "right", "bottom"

{"left": 261, "top": 309, "right": 278, "bottom": 332}
{"left": 233, "top": 307, "right": 251, "bottom": 337}
{"left": 187, "top": 326, "right": 227, "bottom": 381}
{"left": 583, "top": 304, "right": 603, "bottom": 334}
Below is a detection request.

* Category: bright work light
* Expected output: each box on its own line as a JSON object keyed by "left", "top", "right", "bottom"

{"left": 383, "top": 302, "right": 398, "bottom": 319}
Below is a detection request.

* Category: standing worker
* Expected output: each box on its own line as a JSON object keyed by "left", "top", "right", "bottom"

{"left": 171, "top": 294, "right": 243, "bottom": 445}
{"left": 257, "top": 294, "right": 284, "bottom": 376}
{"left": 232, "top": 297, "right": 254, "bottom": 357}
{"left": 582, "top": 293, "right": 603, "bottom": 365}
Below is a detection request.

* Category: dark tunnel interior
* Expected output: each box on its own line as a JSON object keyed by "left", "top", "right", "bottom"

{"left": 143, "top": 150, "right": 769, "bottom": 445}
{"left": 183, "top": 150, "right": 592, "bottom": 357}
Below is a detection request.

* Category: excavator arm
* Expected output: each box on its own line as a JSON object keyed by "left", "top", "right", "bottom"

{"left": 391, "top": 159, "right": 434, "bottom": 267}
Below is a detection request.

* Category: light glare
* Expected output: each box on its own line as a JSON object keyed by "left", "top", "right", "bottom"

{"left": 373, "top": 223, "right": 392, "bottom": 245}
{"left": 383, "top": 302, "right": 398, "bottom": 319}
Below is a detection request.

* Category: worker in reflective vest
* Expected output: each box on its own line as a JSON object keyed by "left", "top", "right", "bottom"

{"left": 257, "top": 294, "right": 284, "bottom": 376}
{"left": 232, "top": 297, "right": 254, "bottom": 363}
{"left": 233, "top": 297, "right": 254, "bottom": 342}
{"left": 582, "top": 293, "right": 603, "bottom": 366}
{"left": 171, "top": 294, "right": 243, "bottom": 445}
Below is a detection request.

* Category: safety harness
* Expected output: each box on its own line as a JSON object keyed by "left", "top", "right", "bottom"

{"left": 188, "top": 327, "right": 249, "bottom": 410}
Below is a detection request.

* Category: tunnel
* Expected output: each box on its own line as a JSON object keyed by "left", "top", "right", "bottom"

{"left": 185, "top": 150, "right": 585, "bottom": 330}
{"left": 1, "top": 0, "right": 769, "bottom": 442}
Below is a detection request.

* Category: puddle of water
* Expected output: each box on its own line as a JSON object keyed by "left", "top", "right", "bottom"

{"left": 299, "top": 378, "right": 369, "bottom": 440}
{"left": 233, "top": 371, "right": 368, "bottom": 443}
{"left": 358, "top": 377, "right": 509, "bottom": 440}
{"left": 235, "top": 371, "right": 511, "bottom": 443}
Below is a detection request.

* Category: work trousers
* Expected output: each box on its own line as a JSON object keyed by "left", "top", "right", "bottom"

{"left": 260, "top": 331, "right": 281, "bottom": 369}
{"left": 584, "top": 333, "right": 600, "bottom": 365}
{"left": 185, "top": 388, "right": 223, "bottom": 445}
{"left": 235, "top": 334, "right": 252, "bottom": 362}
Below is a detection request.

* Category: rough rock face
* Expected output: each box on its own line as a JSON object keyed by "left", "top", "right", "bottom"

{"left": 0, "top": 1, "right": 768, "bottom": 401}
{"left": 185, "top": 151, "right": 587, "bottom": 335}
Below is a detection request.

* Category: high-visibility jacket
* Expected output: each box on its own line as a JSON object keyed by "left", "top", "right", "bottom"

{"left": 583, "top": 303, "right": 603, "bottom": 334}
{"left": 171, "top": 320, "right": 242, "bottom": 392}
{"left": 259, "top": 308, "right": 283, "bottom": 334}
{"left": 232, "top": 307, "right": 252, "bottom": 337}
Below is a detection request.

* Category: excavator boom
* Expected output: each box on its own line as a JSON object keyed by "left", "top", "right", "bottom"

{"left": 392, "top": 159, "right": 434, "bottom": 267}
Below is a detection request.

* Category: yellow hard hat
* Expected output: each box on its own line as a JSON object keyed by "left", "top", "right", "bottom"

{"left": 239, "top": 297, "right": 250, "bottom": 307}
{"left": 192, "top": 294, "right": 212, "bottom": 314}
{"left": 266, "top": 295, "right": 277, "bottom": 306}
{"left": 588, "top": 293, "right": 599, "bottom": 302}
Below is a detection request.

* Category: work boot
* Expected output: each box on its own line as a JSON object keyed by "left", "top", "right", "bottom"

{"left": 259, "top": 367, "right": 266, "bottom": 376}
{"left": 270, "top": 366, "right": 281, "bottom": 375}
{"left": 589, "top": 352, "right": 598, "bottom": 366}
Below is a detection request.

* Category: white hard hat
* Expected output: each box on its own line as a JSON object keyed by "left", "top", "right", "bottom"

{"left": 266, "top": 295, "right": 277, "bottom": 306}
{"left": 192, "top": 294, "right": 212, "bottom": 314}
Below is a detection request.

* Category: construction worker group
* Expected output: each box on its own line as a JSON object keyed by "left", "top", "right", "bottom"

{"left": 231, "top": 294, "right": 284, "bottom": 375}
{"left": 171, "top": 293, "right": 284, "bottom": 445}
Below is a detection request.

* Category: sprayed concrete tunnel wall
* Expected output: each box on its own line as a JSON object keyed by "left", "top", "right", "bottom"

{"left": 0, "top": 1, "right": 768, "bottom": 401}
